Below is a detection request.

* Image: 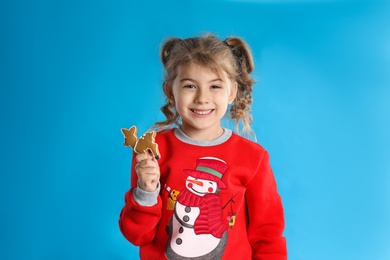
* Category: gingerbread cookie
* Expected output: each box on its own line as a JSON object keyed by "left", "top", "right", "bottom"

{"left": 121, "top": 125, "right": 161, "bottom": 160}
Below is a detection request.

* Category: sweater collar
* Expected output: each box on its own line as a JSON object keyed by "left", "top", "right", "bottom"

{"left": 174, "top": 127, "right": 232, "bottom": 146}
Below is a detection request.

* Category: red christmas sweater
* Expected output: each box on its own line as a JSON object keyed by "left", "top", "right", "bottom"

{"left": 119, "top": 128, "right": 287, "bottom": 259}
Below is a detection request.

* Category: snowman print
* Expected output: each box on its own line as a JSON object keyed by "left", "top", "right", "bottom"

{"left": 165, "top": 157, "right": 229, "bottom": 260}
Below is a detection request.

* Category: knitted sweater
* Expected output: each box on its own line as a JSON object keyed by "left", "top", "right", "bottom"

{"left": 119, "top": 128, "right": 287, "bottom": 259}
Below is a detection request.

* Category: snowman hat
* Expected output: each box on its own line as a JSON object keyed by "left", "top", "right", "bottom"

{"left": 183, "top": 157, "right": 227, "bottom": 189}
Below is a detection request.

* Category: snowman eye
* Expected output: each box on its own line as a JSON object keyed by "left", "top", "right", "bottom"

{"left": 209, "top": 182, "right": 213, "bottom": 185}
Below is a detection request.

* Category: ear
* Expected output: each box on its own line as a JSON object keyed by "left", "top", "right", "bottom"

{"left": 228, "top": 81, "right": 238, "bottom": 104}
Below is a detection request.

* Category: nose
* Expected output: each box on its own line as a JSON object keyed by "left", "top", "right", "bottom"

{"left": 194, "top": 88, "right": 210, "bottom": 104}
{"left": 188, "top": 179, "right": 204, "bottom": 186}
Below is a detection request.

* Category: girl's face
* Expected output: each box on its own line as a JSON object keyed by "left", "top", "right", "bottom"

{"left": 170, "top": 63, "right": 237, "bottom": 140}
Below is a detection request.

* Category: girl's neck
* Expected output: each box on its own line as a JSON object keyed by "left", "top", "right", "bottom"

{"left": 180, "top": 125, "right": 224, "bottom": 141}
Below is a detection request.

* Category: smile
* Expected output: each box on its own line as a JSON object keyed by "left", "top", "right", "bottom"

{"left": 190, "top": 187, "right": 208, "bottom": 195}
{"left": 191, "top": 109, "right": 213, "bottom": 115}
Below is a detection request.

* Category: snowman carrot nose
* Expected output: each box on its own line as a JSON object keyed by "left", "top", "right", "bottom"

{"left": 188, "top": 179, "right": 203, "bottom": 186}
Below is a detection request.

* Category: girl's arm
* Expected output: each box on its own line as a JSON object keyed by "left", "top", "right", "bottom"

{"left": 245, "top": 151, "right": 287, "bottom": 259}
{"left": 118, "top": 154, "right": 162, "bottom": 246}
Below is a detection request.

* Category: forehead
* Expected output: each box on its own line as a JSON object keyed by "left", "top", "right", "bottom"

{"left": 176, "top": 63, "right": 229, "bottom": 80}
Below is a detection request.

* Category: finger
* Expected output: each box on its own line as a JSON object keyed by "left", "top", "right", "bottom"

{"left": 135, "top": 163, "right": 160, "bottom": 176}
{"left": 138, "top": 172, "right": 160, "bottom": 188}
{"left": 140, "top": 175, "right": 160, "bottom": 185}
{"left": 138, "top": 168, "right": 160, "bottom": 179}
{"left": 137, "top": 160, "right": 158, "bottom": 170}
{"left": 151, "top": 156, "right": 160, "bottom": 165}
{"left": 135, "top": 153, "right": 152, "bottom": 163}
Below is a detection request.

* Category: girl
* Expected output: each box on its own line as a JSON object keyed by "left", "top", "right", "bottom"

{"left": 119, "top": 34, "right": 287, "bottom": 259}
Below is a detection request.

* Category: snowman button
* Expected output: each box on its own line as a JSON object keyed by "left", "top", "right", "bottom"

{"left": 185, "top": 206, "right": 191, "bottom": 213}
{"left": 183, "top": 215, "right": 190, "bottom": 222}
{"left": 176, "top": 238, "right": 182, "bottom": 245}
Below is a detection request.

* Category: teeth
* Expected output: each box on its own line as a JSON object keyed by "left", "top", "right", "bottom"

{"left": 192, "top": 109, "right": 212, "bottom": 115}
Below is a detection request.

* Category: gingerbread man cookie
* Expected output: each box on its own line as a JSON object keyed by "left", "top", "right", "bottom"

{"left": 121, "top": 125, "right": 161, "bottom": 160}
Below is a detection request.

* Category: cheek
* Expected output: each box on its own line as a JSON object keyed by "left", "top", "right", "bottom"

{"left": 172, "top": 95, "right": 189, "bottom": 113}
{"left": 187, "top": 183, "right": 193, "bottom": 189}
{"left": 208, "top": 187, "right": 214, "bottom": 193}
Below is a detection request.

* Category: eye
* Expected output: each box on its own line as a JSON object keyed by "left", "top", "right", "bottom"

{"left": 210, "top": 85, "right": 222, "bottom": 89}
{"left": 184, "top": 84, "right": 196, "bottom": 89}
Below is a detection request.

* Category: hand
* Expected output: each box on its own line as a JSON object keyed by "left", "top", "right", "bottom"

{"left": 135, "top": 153, "right": 160, "bottom": 192}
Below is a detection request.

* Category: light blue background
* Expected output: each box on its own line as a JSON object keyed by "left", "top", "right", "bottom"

{"left": 1, "top": 0, "right": 389, "bottom": 259}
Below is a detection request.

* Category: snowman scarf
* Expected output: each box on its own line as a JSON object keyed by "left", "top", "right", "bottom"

{"left": 177, "top": 189, "right": 228, "bottom": 238}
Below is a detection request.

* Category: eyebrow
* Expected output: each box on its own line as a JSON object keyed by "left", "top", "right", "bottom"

{"left": 179, "top": 78, "right": 223, "bottom": 83}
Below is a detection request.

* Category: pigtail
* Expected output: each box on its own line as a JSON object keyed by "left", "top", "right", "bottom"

{"left": 225, "top": 37, "right": 256, "bottom": 139}
{"left": 161, "top": 37, "right": 181, "bottom": 68}
{"left": 225, "top": 37, "right": 254, "bottom": 75}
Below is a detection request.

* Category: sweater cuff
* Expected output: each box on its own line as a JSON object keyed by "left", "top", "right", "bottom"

{"left": 132, "top": 182, "right": 160, "bottom": 206}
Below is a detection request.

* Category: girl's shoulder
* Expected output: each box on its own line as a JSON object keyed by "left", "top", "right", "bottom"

{"left": 229, "top": 132, "right": 267, "bottom": 153}
{"left": 228, "top": 133, "right": 271, "bottom": 162}
{"left": 155, "top": 128, "right": 175, "bottom": 144}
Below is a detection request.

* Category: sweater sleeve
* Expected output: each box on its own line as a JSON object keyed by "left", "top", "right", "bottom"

{"left": 118, "top": 154, "right": 162, "bottom": 246}
{"left": 245, "top": 150, "right": 287, "bottom": 260}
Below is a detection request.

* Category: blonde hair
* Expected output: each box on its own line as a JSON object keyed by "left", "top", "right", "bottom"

{"left": 154, "top": 33, "right": 256, "bottom": 139}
